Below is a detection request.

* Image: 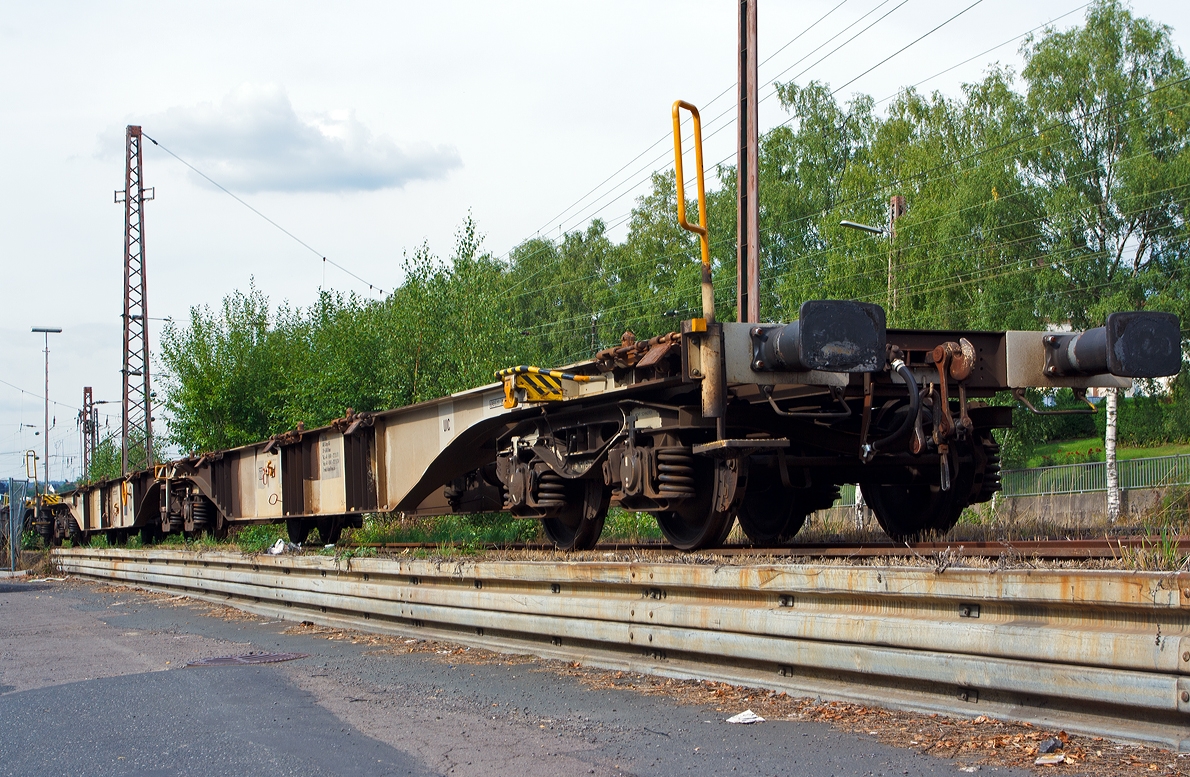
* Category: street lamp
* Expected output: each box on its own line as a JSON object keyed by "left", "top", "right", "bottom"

{"left": 31, "top": 327, "right": 62, "bottom": 493}
{"left": 840, "top": 197, "right": 907, "bottom": 314}
{"left": 839, "top": 220, "right": 886, "bottom": 236}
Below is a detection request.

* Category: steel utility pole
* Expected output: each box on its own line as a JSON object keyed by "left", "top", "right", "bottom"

{"left": 30, "top": 327, "right": 62, "bottom": 493}
{"left": 737, "top": 0, "right": 760, "bottom": 324}
{"left": 115, "top": 125, "right": 155, "bottom": 475}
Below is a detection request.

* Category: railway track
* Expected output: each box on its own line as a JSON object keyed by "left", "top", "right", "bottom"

{"left": 54, "top": 547, "right": 1190, "bottom": 751}
{"left": 343, "top": 535, "right": 1187, "bottom": 560}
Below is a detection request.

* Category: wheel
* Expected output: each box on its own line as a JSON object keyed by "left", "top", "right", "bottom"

{"left": 862, "top": 441, "right": 977, "bottom": 541}
{"left": 316, "top": 517, "right": 344, "bottom": 545}
{"left": 737, "top": 480, "right": 840, "bottom": 545}
{"left": 69, "top": 522, "right": 88, "bottom": 547}
{"left": 655, "top": 458, "right": 745, "bottom": 551}
{"left": 542, "top": 479, "right": 610, "bottom": 551}
{"left": 287, "top": 519, "right": 311, "bottom": 545}
{"left": 972, "top": 434, "right": 1002, "bottom": 504}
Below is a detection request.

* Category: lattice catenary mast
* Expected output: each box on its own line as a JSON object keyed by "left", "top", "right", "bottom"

{"left": 115, "top": 125, "right": 155, "bottom": 475}
{"left": 80, "top": 386, "right": 96, "bottom": 478}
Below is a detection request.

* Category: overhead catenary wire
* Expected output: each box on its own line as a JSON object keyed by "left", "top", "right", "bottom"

{"left": 510, "top": 0, "right": 854, "bottom": 259}
{"left": 547, "top": 0, "right": 912, "bottom": 243}
{"left": 518, "top": 176, "right": 1190, "bottom": 343}
{"left": 0, "top": 377, "right": 79, "bottom": 413}
{"left": 141, "top": 134, "right": 386, "bottom": 296}
{"left": 499, "top": 0, "right": 1027, "bottom": 286}
{"left": 499, "top": 0, "right": 924, "bottom": 291}
{"left": 502, "top": 81, "right": 1189, "bottom": 316}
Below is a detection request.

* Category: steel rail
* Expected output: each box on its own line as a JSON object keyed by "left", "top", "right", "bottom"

{"left": 340, "top": 535, "right": 1188, "bottom": 560}
{"left": 53, "top": 548, "right": 1190, "bottom": 750}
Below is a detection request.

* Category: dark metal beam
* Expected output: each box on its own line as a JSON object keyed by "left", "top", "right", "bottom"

{"left": 737, "top": 0, "right": 760, "bottom": 324}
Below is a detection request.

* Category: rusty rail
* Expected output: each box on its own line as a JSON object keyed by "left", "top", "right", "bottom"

{"left": 53, "top": 548, "right": 1190, "bottom": 751}
{"left": 337, "top": 536, "right": 1188, "bottom": 560}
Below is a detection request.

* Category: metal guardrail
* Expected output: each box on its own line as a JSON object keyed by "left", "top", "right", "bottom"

{"left": 1001, "top": 453, "right": 1190, "bottom": 497}
{"left": 54, "top": 548, "right": 1190, "bottom": 750}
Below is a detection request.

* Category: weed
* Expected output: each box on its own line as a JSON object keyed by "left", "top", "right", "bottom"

{"left": 88, "top": 533, "right": 110, "bottom": 549}
{"left": 20, "top": 530, "right": 42, "bottom": 551}
{"left": 233, "top": 524, "right": 287, "bottom": 553}
{"left": 603, "top": 509, "right": 663, "bottom": 542}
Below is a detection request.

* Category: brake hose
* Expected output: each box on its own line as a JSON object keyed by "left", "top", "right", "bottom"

{"left": 865, "top": 357, "right": 920, "bottom": 457}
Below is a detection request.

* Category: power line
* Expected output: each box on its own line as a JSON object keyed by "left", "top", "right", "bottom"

{"left": 515, "top": 170, "right": 1190, "bottom": 342}
{"left": 0, "top": 377, "right": 79, "bottom": 412}
{"left": 870, "top": 3, "right": 1090, "bottom": 107}
{"left": 497, "top": 0, "right": 918, "bottom": 285}
{"left": 830, "top": 0, "right": 985, "bottom": 97}
{"left": 513, "top": 0, "right": 855, "bottom": 255}
{"left": 554, "top": 0, "right": 910, "bottom": 239}
{"left": 504, "top": 75, "right": 1188, "bottom": 314}
{"left": 141, "top": 134, "right": 387, "bottom": 296}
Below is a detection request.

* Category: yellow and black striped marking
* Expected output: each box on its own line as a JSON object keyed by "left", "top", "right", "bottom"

{"left": 496, "top": 365, "right": 602, "bottom": 408}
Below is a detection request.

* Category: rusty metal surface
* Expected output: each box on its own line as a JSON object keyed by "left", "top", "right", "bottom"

{"left": 332, "top": 536, "right": 1186, "bottom": 561}
{"left": 55, "top": 548, "right": 1190, "bottom": 750}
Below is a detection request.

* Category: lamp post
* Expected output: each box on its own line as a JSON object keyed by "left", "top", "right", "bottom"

{"left": 31, "top": 327, "right": 62, "bottom": 494}
{"left": 841, "top": 196, "right": 906, "bottom": 314}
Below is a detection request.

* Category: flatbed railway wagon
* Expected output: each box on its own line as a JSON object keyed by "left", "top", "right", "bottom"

{"left": 40, "top": 102, "right": 1184, "bottom": 551}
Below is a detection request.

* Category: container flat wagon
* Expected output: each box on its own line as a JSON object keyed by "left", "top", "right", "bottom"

{"left": 39, "top": 102, "right": 1184, "bottom": 551}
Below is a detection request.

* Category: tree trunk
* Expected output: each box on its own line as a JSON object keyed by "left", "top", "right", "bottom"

{"left": 1105, "top": 388, "right": 1120, "bottom": 524}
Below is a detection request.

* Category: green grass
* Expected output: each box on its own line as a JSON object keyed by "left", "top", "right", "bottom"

{"left": 342, "top": 512, "right": 541, "bottom": 547}
{"left": 232, "top": 523, "right": 288, "bottom": 553}
{"left": 1023, "top": 437, "right": 1190, "bottom": 468}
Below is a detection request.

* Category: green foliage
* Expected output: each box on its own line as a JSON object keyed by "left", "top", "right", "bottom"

{"left": 20, "top": 529, "right": 41, "bottom": 550}
{"left": 83, "top": 434, "right": 123, "bottom": 483}
{"left": 1092, "top": 378, "right": 1190, "bottom": 445}
{"left": 233, "top": 524, "right": 287, "bottom": 553}
{"left": 157, "top": 2, "right": 1188, "bottom": 477}
{"left": 602, "top": 509, "right": 663, "bottom": 542}
{"left": 342, "top": 512, "right": 540, "bottom": 546}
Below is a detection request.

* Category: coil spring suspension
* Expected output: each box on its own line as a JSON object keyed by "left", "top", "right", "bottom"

{"left": 656, "top": 449, "right": 696, "bottom": 498}
{"left": 191, "top": 497, "right": 214, "bottom": 529}
{"left": 534, "top": 471, "right": 567, "bottom": 508}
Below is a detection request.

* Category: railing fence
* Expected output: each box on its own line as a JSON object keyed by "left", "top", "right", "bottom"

{"left": 829, "top": 454, "right": 1190, "bottom": 506}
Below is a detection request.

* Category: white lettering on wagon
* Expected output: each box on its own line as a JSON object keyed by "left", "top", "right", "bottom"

{"left": 320, "top": 439, "right": 342, "bottom": 479}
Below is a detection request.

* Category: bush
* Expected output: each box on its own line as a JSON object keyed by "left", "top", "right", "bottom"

{"left": 20, "top": 530, "right": 42, "bottom": 550}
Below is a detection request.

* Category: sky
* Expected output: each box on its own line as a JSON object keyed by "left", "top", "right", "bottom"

{"left": 2, "top": 0, "right": 1188, "bottom": 482}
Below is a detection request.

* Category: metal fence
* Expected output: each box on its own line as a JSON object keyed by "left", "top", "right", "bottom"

{"left": 998, "top": 454, "right": 1190, "bottom": 498}
{"left": 3, "top": 479, "right": 30, "bottom": 570}
{"left": 825, "top": 455, "right": 1190, "bottom": 505}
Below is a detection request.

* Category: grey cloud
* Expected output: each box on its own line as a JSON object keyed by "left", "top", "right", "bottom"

{"left": 129, "top": 84, "right": 461, "bottom": 193}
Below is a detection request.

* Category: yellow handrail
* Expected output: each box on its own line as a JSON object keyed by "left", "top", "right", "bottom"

{"left": 672, "top": 100, "right": 714, "bottom": 323}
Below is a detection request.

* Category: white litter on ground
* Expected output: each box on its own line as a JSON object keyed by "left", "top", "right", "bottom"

{"left": 726, "top": 710, "right": 765, "bottom": 724}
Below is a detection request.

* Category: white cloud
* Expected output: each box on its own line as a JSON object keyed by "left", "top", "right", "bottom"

{"left": 130, "top": 84, "right": 461, "bottom": 193}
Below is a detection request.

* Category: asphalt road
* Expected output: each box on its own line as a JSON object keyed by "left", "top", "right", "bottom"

{"left": 0, "top": 578, "right": 1033, "bottom": 777}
